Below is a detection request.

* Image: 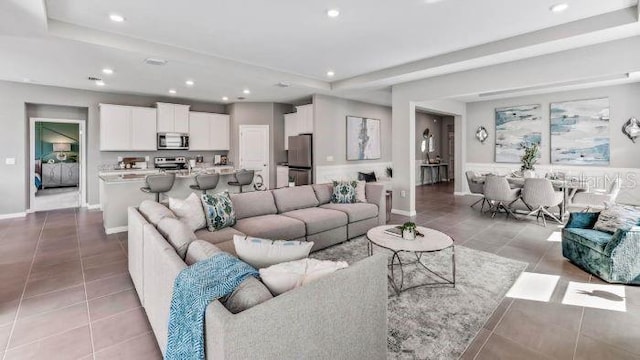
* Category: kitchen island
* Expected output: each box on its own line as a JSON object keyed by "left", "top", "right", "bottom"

{"left": 99, "top": 166, "right": 259, "bottom": 234}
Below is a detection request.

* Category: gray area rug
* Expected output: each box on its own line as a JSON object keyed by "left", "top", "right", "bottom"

{"left": 311, "top": 236, "right": 527, "bottom": 360}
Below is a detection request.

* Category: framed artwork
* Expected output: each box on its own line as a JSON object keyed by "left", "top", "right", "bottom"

{"left": 346, "top": 116, "right": 381, "bottom": 160}
{"left": 550, "top": 98, "right": 610, "bottom": 165}
{"left": 495, "top": 104, "right": 542, "bottom": 163}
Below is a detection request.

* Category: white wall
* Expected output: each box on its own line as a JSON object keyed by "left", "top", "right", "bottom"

{"left": 466, "top": 83, "right": 640, "bottom": 168}
{"left": 391, "top": 35, "right": 640, "bottom": 213}
{"left": 0, "top": 80, "right": 226, "bottom": 216}
{"left": 313, "top": 94, "right": 392, "bottom": 182}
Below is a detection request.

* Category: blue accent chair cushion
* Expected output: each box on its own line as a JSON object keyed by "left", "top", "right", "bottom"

{"left": 562, "top": 212, "right": 640, "bottom": 285}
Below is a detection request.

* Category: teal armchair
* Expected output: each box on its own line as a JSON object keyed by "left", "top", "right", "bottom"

{"left": 562, "top": 212, "right": 640, "bottom": 285}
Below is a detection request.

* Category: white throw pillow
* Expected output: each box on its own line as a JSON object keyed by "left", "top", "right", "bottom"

{"left": 169, "top": 193, "right": 206, "bottom": 231}
{"left": 233, "top": 235, "right": 314, "bottom": 269}
{"left": 355, "top": 180, "right": 367, "bottom": 203}
{"left": 259, "top": 258, "right": 349, "bottom": 295}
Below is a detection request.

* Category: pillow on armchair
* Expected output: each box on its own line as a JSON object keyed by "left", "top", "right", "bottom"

{"left": 593, "top": 204, "right": 640, "bottom": 234}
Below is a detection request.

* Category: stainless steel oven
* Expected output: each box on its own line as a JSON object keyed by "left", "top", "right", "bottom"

{"left": 157, "top": 133, "right": 189, "bottom": 150}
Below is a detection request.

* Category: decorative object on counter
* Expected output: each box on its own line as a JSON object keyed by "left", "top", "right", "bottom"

{"left": 475, "top": 126, "right": 489, "bottom": 143}
{"left": 386, "top": 166, "right": 393, "bottom": 178}
{"left": 228, "top": 169, "right": 254, "bottom": 193}
{"left": 288, "top": 176, "right": 296, "bottom": 187}
{"left": 253, "top": 174, "right": 266, "bottom": 191}
{"left": 622, "top": 117, "right": 640, "bottom": 143}
{"left": 140, "top": 173, "right": 176, "bottom": 202}
{"left": 201, "top": 191, "right": 236, "bottom": 231}
{"left": 189, "top": 173, "right": 220, "bottom": 194}
{"left": 495, "top": 104, "right": 542, "bottom": 163}
{"left": 195, "top": 155, "right": 204, "bottom": 163}
{"left": 520, "top": 142, "right": 539, "bottom": 178}
{"left": 550, "top": 97, "right": 610, "bottom": 165}
{"left": 220, "top": 155, "right": 228, "bottom": 165}
{"left": 346, "top": 116, "right": 381, "bottom": 160}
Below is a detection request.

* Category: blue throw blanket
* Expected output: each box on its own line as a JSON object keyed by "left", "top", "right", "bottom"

{"left": 165, "top": 253, "right": 259, "bottom": 360}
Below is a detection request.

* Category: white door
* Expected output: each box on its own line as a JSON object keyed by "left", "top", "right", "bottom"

{"left": 239, "top": 125, "right": 269, "bottom": 190}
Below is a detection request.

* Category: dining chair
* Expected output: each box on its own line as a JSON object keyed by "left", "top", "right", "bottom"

{"left": 483, "top": 175, "right": 521, "bottom": 219}
{"left": 521, "top": 178, "right": 564, "bottom": 226}
{"left": 465, "top": 170, "right": 487, "bottom": 211}
{"left": 570, "top": 177, "right": 621, "bottom": 212}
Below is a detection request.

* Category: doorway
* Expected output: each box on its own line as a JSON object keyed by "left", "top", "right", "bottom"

{"left": 415, "top": 110, "right": 455, "bottom": 192}
{"left": 30, "top": 118, "right": 86, "bottom": 211}
{"left": 238, "top": 125, "right": 270, "bottom": 190}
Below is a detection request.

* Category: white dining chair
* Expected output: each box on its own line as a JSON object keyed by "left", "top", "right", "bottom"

{"left": 483, "top": 175, "right": 521, "bottom": 219}
{"left": 521, "top": 178, "right": 564, "bottom": 226}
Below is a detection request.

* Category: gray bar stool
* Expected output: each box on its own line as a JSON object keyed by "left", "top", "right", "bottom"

{"left": 189, "top": 173, "right": 220, "bottom": 194}
{"left": 141, "top": 173, "right": 176, "bottom": 202}
{"left": 227, "top": 169, "right": 254, "bottom": 193}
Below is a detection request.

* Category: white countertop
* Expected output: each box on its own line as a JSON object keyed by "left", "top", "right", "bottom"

{"left": 98, "top": 166, "right": 259, "bottom": 183}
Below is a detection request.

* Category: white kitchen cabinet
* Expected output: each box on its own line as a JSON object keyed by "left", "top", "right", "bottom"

{"left": 131, "top": 107, "right": 157, "bottom": 150}
{"left": 189, "top": 111, "right": 230, "bottom": 151}
{"left": 284, "top": 113, "right": 297, "bottom": 150}
{"left": 100, "top": 104, "right": 157, "bottom": 151}
{"left": 296, "top": 104, "right": 314, "bottom": 134}
{"left": 157, "top": 102, "right": 190, "bottom": 133}
{"left": 100, "top": 105, "right": 131, "bottom": 151}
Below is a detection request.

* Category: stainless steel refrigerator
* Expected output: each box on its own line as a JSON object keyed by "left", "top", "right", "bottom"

{"left": 288, "top": 134, "right": 313, "bottom": 185}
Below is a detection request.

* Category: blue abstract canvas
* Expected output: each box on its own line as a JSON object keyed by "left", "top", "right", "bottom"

{"left": 550, "top": 98, "right": 610, "bottom": 165}
{"left": 495, "top": 104, "right": 542, "bottom": 163}
{"left": 346, "top": 116, "right": 381, "bottom": 160}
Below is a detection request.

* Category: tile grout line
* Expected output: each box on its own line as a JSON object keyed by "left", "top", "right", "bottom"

{"left": 2, "top": 212, "right": 47, "bottom": 360}
{"left": 92, "top": 330, "right": 154, "bottom": 357}
{"left": 472, "top": 298, "right": 515, "bottom": 359}
{"left": 74, "top": 209, "right": 97, "bottom": 360}
{"left": 572, "top": 306, "right": 586, "bottom": 359}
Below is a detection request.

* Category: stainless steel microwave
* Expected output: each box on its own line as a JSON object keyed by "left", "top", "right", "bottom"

{"left": 157, "top": 133, "right": 189, "bottom": 150}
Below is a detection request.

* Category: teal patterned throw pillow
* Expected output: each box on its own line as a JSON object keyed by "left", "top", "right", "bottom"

{"left": 201, "top": 192, "right": 236, "bottom": 231}
{"left": 331, "top": 181, "right": 357, "bottom": 204}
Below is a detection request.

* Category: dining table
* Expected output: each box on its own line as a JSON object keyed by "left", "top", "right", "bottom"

{"left": 471, "top": 175, "right": 589, "bottom": 221}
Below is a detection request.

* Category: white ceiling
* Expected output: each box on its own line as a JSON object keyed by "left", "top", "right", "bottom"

{"left": 0, "top": 0, "right": 638, "bottom": 105}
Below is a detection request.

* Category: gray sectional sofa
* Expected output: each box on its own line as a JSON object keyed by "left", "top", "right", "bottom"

{"left": 127, "top": 183, "right": 388, "bottom": 359}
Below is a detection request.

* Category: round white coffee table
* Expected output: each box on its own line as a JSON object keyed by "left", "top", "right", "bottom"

{"left": 366, "top": 225, "right": 455, "bottom": 295}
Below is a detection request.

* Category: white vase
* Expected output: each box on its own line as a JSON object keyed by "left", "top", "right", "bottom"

{"left": 288, "top": 182, "right": 296, "bottom": 187}
{"left": 523, "top": 170, "right": 536, "bottom": 178}
{"left": 402, "top": 229, "right": 416, "bottom": 240}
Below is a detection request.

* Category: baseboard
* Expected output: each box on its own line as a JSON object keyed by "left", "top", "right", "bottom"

{"left": 105, "top": 226, "right": 127, "bottom": 234}
{"left": 0, "top": 212, "right": 27, "bottom": 220}
{"left": 454, "top": 192, "right": 469, "bottom": 196}
{"left": 391, "top": 209, "right": 417, "bottom": 217}
{"left": 85, "top": 203, "right": 102, "bottom": 210}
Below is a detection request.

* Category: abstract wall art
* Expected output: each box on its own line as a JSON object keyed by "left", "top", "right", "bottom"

{"left": 550, "top": 98, "right": 610, "bottom": 165}
{"left": 495, "top": 104, "right": 542, "bottom": 163}
{"left": 346, "top": 116, "right": 381, "bottom": 160}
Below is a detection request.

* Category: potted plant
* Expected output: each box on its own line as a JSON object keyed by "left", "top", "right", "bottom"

{"left": 520, "top": 143, "right": 539, "bottom": 178}
{"left": 386, "top": 166, "right": 393, "bottom": 178}
{"left": 400, "top": 222, "right": 417, "bottom": 240}
{"left": 288, "top": 176, "right": 296, "bottom": 187}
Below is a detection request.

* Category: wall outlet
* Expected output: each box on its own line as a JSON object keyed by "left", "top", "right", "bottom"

{"left": 326, "top": 155, "right": 334, "bottom": 162}
{"left": 5, "top": 158, "right": 15, "bottom": 165}
{"left": 401, "top": 190, "right": 407, "bottom": 198}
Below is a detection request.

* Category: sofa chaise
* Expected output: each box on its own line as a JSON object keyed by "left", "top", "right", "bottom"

{"left": 127, "top": 183, "right": 389, "bottom": 358}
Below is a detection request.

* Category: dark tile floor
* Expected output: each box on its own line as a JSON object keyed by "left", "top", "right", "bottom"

{"left": 0, "top": 183, "right": 637, "bottom": 359}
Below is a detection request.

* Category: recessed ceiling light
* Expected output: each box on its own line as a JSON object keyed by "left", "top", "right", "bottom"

{"left": 109, "top": 13, "right": 125, "bottom": 22}
{"left": 326, "top": 70, "right": 335, "bottom": 77}
{"left": 327, "top": 9, "right": 340, "bottom": 18}
{"left": 169, "top": 89, "right": 177, "bottom": 95}
{"left": 102, "top": 68, "right": 114, "bottom": 75}
{"left": 222, "top": 96, "right": 229, "bottom": 101}
{"left": 550, "top": 3, "right": 569, "bottom": 13}
{"left": 185, "top": 80, "right": 195, "bottom": 86}
{"left": 95, "top": 80, "right": 105, "bottom": 87}
{"left": 243, "top": 89, "right": 251, "bottom": 95}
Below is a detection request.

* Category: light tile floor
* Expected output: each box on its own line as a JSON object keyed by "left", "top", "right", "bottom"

{"left": 0, "top": 183, "right": 637, "bottom": 359}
